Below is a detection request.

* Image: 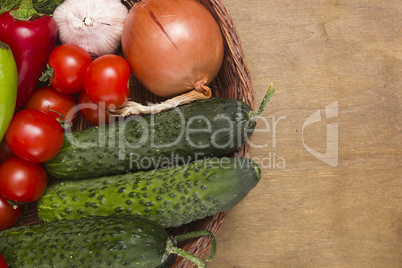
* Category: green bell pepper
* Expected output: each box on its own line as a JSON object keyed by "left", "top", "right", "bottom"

{"left": 0, "top": 41, "right": 18, "bottom": 143}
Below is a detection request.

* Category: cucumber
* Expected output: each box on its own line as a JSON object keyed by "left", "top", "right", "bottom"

{"left": 44, "top": 85, "right": 274, "bottom": 180}
{"left": 0, "top": 215, "right": 216, "bottom": 268}
{"left": 38, "top": 157, "right": 260, "bottom": 227}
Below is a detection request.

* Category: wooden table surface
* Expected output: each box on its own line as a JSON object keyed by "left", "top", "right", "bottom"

{"left": 207, "top": 1, "right": 401, "bottom": 267}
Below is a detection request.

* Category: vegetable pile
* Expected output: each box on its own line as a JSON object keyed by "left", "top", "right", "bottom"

{"left": 0, "top": 0, "right": 275, "bottom": 267}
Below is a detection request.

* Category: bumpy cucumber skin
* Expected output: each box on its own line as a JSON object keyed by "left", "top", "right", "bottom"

{"left": 0, "top": 216, "right": 172, "bottom": 268}
{"left": 38, "top": 157, "right": 261, "bottom": 228}
{"left": 44, "top": 98, "right": 255, "bottom": 180}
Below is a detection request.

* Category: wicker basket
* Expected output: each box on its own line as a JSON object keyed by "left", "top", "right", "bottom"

{"left": 17, "top": 0, "right": 254, "bottom": 267}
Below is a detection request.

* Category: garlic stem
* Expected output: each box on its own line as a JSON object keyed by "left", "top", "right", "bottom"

{"left": 83, "top": 16, "right": 93, "bottom": 27}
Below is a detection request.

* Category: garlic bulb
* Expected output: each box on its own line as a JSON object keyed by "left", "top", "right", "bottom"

{"left": 53, "top": 0, "right": 128, "bottom": 57}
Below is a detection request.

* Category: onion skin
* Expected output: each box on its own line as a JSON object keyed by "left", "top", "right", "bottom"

{"left": 122, "top": 0, "right": 224, "bottom": 98}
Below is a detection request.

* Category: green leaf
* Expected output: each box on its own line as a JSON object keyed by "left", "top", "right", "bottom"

{"left": 0, "top": 0, "right": 19, "bottom": 15}
{"left": 32, "top": 0, "right": 64, "bottom": 15}
{"left": 0, "top": 0, "right": 65, "bottom": 16}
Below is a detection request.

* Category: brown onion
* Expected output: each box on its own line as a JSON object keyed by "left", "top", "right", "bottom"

{"left": 121, "top": 0, "right": 224, "bottom": 98}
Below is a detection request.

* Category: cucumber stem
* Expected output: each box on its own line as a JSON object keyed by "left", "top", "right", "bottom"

{"left": 167, "top": 230, "right": 217, "bottom": 267}
{"left": 249, "top": 83, "right": 275, "bottom": 122}
{"left": 167, "top": 241, "right": 206, "bottom": 268}
{"left": 175, "top": 230, "right": 217, "bottom": 262}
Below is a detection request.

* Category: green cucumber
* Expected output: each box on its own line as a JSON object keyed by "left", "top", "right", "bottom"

{"left": 38, "top": 157, "right": 260, "bottom": 227}
{"left": 44, "top": 85, "right": 274, "bottom": 180}
{"left": 0, "top": 215, "right": 216, "bottom": 268}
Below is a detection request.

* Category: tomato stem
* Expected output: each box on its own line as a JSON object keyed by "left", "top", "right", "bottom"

{"left": 46, "top": 106, "right": 74, "bottom": 129}
{"left": 39, "top": 64, "right": 54, "bottom": 84}
{"left": 6, "top": 199, "right": 26, "bottom": 209}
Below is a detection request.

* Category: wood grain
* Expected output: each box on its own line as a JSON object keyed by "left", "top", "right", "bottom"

{"left": 207, "top": 0, "right": 402, "bottom": 267}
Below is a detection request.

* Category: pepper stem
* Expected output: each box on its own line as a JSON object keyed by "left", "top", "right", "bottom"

{"left": 10, "top": 0, "right": 40, "bottom": 21}
{"left": 167, "top": 230, "right": 217, "bottom": 267}
{"left": 249, "top": 82, "right": 275, "bottom": 122}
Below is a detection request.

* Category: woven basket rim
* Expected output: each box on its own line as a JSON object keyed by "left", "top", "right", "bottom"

{"left": 17, "top": 1, "right": 254, "bottom": 267}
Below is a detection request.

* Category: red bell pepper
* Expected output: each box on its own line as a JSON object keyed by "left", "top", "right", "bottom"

{"left": 0, "top": 0, "right": 57, "bottom": 111}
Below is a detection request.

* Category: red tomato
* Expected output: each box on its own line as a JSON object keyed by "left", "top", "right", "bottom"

{"left": 5, "top": 109, "right": 64, "bottom": 163}
{"left": 0, "top": 253, "right": 8, "bottom": 268}
{"left": 0, "top": 194, "right": 21, "bottom": 231}
{"left": 46, "top": 44, "right": 93, "bottom": 94}
{"left": 84, "top": 54, "right": 130, "bottom": 109}
{"left": 78, "top": 90, "right": 115, "bottom": 126}
{"left": 0, "top": 157, "right": 47, "bottom": 203}
{"left": 0, "top": 139, "right": 14, "bottom": 164}
{"left": 25, "top": 86, "right": 78, "bottom": 124}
